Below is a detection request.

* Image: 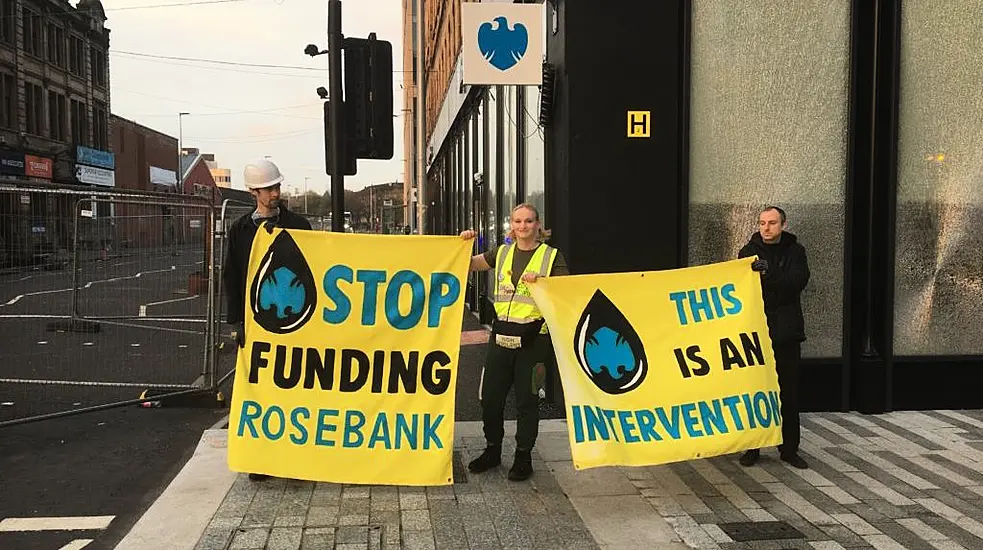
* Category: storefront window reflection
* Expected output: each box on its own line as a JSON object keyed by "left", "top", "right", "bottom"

{"left": 688, "top": 0, "right": 851, "bottom": 358}
{"left": 524, "top": 85, "right": 546, "bottom": 223}
{"left": 486, "top": 89, "right": 499, "bottom": 293}
{"left": 894, "top": 2, "right": 983, "bottom": 355}
{"left": 501, "top": 87, "right": 517, "bottom": 238}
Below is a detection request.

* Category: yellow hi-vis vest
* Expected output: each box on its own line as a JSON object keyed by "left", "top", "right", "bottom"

{"left": 493, "top": 242, "right": 557, "bottom": 334}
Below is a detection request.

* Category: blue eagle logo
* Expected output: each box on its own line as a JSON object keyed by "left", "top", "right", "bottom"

{"left": 477, "top": 16, "right": 528, "bottom": 71}
{"left": 258, "top": 267, "right": 307, "bottom": 320}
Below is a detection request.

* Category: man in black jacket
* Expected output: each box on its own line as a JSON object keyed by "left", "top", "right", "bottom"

{"left": 737, "top": 205, "right": 810, "bottom": 469}
{"left": 222, "top": 158, "right": 311, "bottom": 481}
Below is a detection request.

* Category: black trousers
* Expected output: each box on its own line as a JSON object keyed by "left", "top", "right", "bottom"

{"left": 773, "top": 341, "right": 801, "bottom": 455}
{"left": 479, "top": 334, "right": 549, "bottom": 451}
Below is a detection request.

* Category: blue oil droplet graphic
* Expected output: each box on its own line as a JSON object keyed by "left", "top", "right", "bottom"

{"left": 249, "top": 230, "right": 317, "bottom": 334}
{"left": 573, "top": 290, "right": 648, "bottom": 394}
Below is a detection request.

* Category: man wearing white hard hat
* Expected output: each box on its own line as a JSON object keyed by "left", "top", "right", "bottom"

{"left": 221, "top": 158, "right": 311, "bottom": 481}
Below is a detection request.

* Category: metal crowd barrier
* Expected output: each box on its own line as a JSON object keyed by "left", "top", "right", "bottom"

{"left": 209, "top": 198, "right": 258, "bottom": 389}
{"left": 0, "top": 184, "right": 225, "bottom": 427}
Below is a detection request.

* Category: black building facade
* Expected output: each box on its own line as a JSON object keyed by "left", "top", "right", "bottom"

{"left": 419, "top": 1, "right": 983, "bottom": 413}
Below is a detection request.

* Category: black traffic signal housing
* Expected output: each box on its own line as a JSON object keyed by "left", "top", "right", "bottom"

{"left": 343, "top": 33, "right": 394, "bottom": 160}
{"left": 324, "top": 100, "right": 356, "bottom": 176}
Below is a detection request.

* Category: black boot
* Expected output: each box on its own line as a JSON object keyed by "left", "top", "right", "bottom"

{"left": 780, "top": 452, "right": 809, "bottom": 469}
{"left": 739, "top": 449, "right": 760, "bottom": 467}
{"left": 467, "top": 445, "right": 502, "bottom": 473}
{"left": 508, "top": 450, "right": 533, "bottom": 481}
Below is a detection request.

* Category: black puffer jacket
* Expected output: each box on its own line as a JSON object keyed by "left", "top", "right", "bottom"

{"left": 738, "top": 231, "right": 810, "bottom": 344}
{"left": 222, "top": 208, "right": 312, "bottom": 324}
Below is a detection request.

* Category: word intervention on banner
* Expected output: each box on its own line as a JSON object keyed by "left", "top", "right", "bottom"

{"left": 228, "top": 226, "right": 472, "bottom": 486}
{"left": 528, "top": 257, "right": 783, "bottom": 470}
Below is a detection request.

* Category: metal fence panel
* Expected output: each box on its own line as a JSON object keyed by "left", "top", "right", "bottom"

{"left": 0, "top": 185, "right": 218, "bottom": 426}
{"left": 209, "top": 199, "right": 257, "bottom": 388}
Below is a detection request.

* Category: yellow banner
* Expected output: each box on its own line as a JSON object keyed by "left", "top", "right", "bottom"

{"left": 528, "top": 258, "right": 783, "bottom": 469}
{"left": 228, "top": 227, "right": 472, "bottom": 485}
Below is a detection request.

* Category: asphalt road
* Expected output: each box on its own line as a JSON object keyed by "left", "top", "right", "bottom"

{"left": 0, "top": 248, "right": 227, "bottom": 550}
{"left": 0, "top": 247, "right": 563, "bottom": 549}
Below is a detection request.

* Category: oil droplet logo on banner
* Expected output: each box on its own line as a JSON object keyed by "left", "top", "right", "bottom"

{"left": 249, "top": 229, "right": 317, "bottom": 334}
{"left": 573, "top": 289, "right": 648, "bottom": 394}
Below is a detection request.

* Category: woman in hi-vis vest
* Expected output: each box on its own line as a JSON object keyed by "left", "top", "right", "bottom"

{"left": 459, "top": 203, "right": 568, "bottom": 481}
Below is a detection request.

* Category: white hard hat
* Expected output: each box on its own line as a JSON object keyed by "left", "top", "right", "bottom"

{"left": 243, "top": 158, "right": 284, "bottom": 190}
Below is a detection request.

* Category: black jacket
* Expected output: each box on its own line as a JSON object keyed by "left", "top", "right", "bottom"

{"left": 738, "top": 231, "right": 810, "bottom": 344}
{"left": 222, "top": 208, "right": 312, "bottom": 324}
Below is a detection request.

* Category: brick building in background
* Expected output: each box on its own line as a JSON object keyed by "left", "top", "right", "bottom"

{"left": 179, "top": 147, "right": 217, "bottom": 197}
{"left": 0, "top": 0, "right": 113, "bottom": 266}
{"left": 110, "top": 115, "right": 182, "bottom": 248}
{"left": 202, "top": 152, "right": 231, "bottom": 188}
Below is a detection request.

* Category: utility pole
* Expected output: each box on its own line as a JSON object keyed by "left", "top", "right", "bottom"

{"left": 178, "top": 112, "right": 189, "bottom": 191}
{"left": 328, "top": 0, "right": 345, "bottom": 232}
{"left": 304, "top": 176, "right": 310, "bottom": 214}
{"left": 415, "top": 0, "right": 426, "bottom": 235}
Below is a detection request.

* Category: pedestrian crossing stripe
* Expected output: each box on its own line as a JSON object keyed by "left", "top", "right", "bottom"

{"left": 0, "top": 515, "right": 114, "bottom": 531}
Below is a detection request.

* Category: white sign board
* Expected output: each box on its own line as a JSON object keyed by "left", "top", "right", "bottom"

{"left": 76, "top": 164, "right": 115, "bottom": 187}
{"left": 461, "top": 3, "right": 543, "bottom": 86}
{"left": 150, "top": 166, "right": 177, "bottom": 186}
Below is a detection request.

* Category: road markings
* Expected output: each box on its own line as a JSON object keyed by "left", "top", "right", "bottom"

{"left": 2, "top": 264, "right": 193, "bottom": 306}
{"left": 0, "top": 515, "right": 114, "bottom": 531}
{"left": 138, "top": 294, "right": 201, "bottom": 317}
{"left": 0, "top": 314, "right": 71, "bottom": 319}
{"left": 59, "top": 540, "right": 94, "bottom": 550}
{"left": 4, "top": 287, "right": 72, "bottom": 305}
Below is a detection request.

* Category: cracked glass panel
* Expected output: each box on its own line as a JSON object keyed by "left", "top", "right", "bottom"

{"left": 688, "top": 1, "right": 851, "bottom": 358}
{"left": 894, "top": 2, "right": 983, "bottom": 355}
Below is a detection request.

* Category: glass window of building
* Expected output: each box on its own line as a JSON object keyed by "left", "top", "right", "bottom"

{"left": 464, "top": 117, "right": 472, "bottom": 232}
{"left": 523, "top": 85, "right": 546, "bottom": 223}
{"left": 458, "top": 131, "right": 466, "bottom": 233}
{"left": 486, "top": 87, "right": 499, "bottom": 258}
{"left": 449, "top": 138, "right": 458, "bottom": 233}
{"left": 501, "top": 86, "right": 517, "bottom": 239}
{"left": 688, "top": 1, "right": 851, "bottom": 358}
{"left": 894, "top": 2, "right": 983, "bottom": 356}
{"left": 476, "top": 95, "right": 485, "bottom": 244}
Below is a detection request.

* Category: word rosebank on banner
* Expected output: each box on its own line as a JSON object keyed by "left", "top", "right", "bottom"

{"left": 228, "top": 227, "right": 471, "bottom": 485}
{"left": 528, "top": 258, "right": 783, "bottom": 469}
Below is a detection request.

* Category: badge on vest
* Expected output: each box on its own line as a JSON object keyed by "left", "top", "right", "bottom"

{"left": 495, "top": 334, "right": 523, "bottom": 349}
{"left": 499, "top": 282, "right": 515, "bottom": 296}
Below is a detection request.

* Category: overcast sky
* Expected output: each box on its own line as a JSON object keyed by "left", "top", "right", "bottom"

{"left": 106, "top": 0, "right": 403, "bottom": 194}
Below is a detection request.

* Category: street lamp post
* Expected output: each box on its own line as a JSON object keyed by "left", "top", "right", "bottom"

{"left": 178, "top": 112, "right": 189, "bottom": 191}
{"left": 304, "top": 176, "right": 309, "bottom": 214}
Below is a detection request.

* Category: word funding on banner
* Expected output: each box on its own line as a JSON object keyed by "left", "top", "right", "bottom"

{"left": 228, "top": 228, "right": 472, "bottom": 486}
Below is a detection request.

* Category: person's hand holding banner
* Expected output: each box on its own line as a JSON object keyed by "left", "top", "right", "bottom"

{"left": 228, "top": 228, "right": 472, "bottom": 485}
{"left": 527, "top": 258, "right": 783, "bottom": 469}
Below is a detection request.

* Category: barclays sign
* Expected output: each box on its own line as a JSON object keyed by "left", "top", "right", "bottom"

{"left": 76, "top": 146, "right": 115, "bottom": 170}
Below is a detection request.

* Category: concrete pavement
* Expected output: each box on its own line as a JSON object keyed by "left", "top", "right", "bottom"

{"left": 115, "top": 409, "right": 983, "bottom": 550}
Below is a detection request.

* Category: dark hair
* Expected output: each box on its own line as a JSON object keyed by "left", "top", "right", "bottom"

{"left": 761, "top": 205, "right": 787, "bottom": 224}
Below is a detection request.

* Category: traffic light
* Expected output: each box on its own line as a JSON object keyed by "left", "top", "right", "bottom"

{"left": 324, "top": 100, "right": 356, "bottom": 176}
{"left": 343, "top": 33, "right": 394, "bottom": 160}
